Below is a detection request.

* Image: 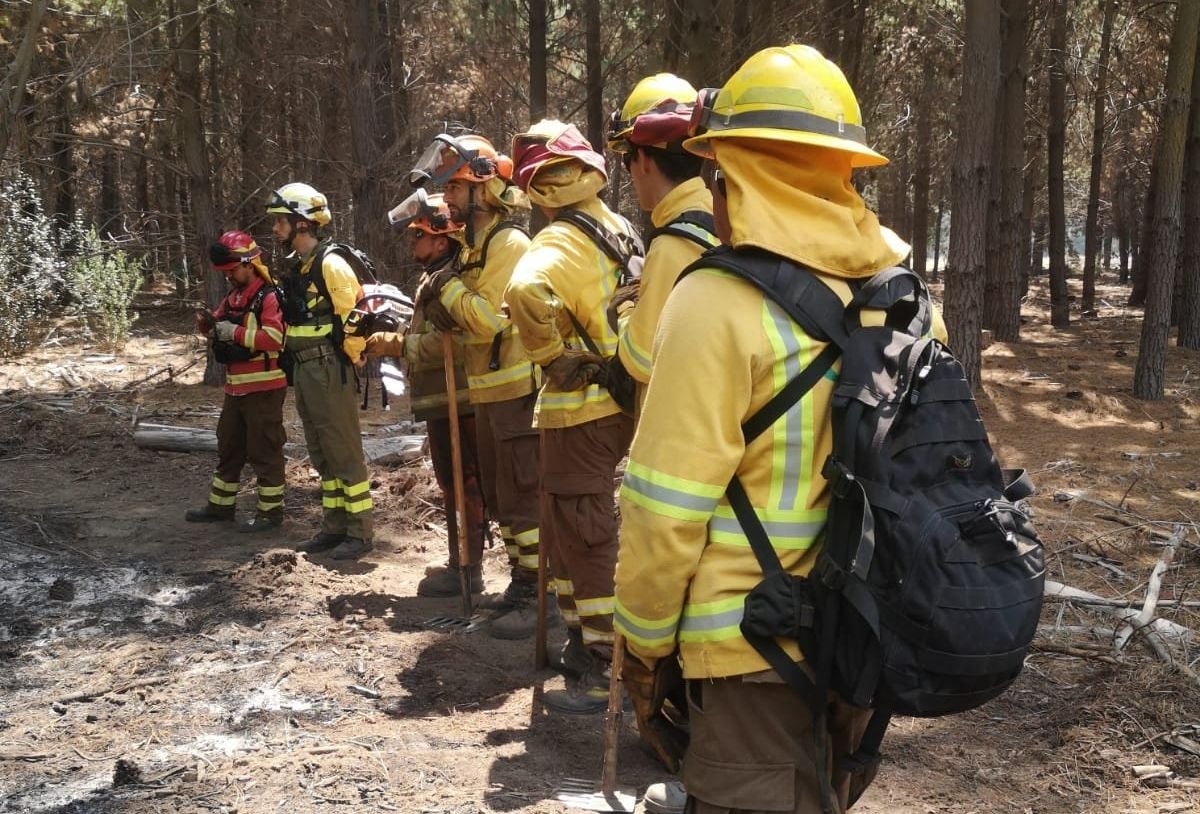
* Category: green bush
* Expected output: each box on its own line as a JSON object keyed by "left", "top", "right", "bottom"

{"left": 0, "top": 173, "right": 70, "bottom": 357}
{"left": 67, "top": 230, "right": 143, "bottom": 346}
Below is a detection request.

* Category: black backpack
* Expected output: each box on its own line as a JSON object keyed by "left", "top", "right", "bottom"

{"left": 682, "top": 246, "right": 1045, "bottom": 811}
{"left": 645, "top": 210, "right": 718, "bottom": 251}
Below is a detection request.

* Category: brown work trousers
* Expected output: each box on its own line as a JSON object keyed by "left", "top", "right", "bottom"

{"left": 540, "top": 412, "right": 634, "bottom": 659}
{"left": 210, "top": 389, "right": 287, "bottom": 515}
{"left": 476, "top": 394, "right": 541, "bottom": 583}
{"left": 426, "top": 414, "right": 486, "bottom": 568}
{"left": 682, "top": 677, "right": 877, "bottom": 814}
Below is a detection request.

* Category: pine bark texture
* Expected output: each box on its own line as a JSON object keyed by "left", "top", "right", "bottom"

{"left": 1134, "top": 0, "right": 1200, "bottom": 399}
{"left": 1082, "top": 0, "right": 1116, "bottom": 314}
{"left": 1047, "top": 0, "right": 1071, "bottom": 328}
{"left": 946, "top": 0, "right": 1001, "bottom": 389}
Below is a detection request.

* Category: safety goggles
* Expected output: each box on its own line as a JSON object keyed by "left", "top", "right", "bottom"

{"left": 387, "top": 188, "right": 450, "bottom": 230}
{"left": 209, "top": 242, "right": 260, "bottom": 271}
{"left": 409, "top": 135, "right": 497, "bottom": 188}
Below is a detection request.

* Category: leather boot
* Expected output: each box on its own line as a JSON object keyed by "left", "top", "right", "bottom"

{"left": 541, "top": 659, "right": 610, "bottom": 716}
{"left": 643, "top": 780, "right": 687, "bottom": 814}
{"left": 185, "top": 504, "right": 235, "bottom": 523}
{"left": 488, "top": 580, "right": 538, "bottom": 639}
{"left": 329, "top": 537, "right": 374, "bottom": 560}
{"left": 417, "top": 564, "right": 484, "bottom": 597}
{"left": 239, "top": 512, "right": 282, "bottom": 534}
{"left": 295, "top": 532, "right": 345, "bottom": 554}
{"left": 549, "top": 627, "right": 592, "bottom": 678}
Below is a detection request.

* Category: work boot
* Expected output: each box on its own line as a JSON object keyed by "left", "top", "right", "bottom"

{"left": 416, "top": 564, "right": 483, "bottom": 598}
{"left": 488, "top": 581, "right": 538, "bottom": 639}
{"left": 549, "top": 627, "right": 592, "bottom": 679}
{"left": 478, "top": 578, "right": 535, "bottom": 612}
{"left": 239, "top": 512, "right": 282, "bottom": 534}
{"left": 643, "top": 780, "right": 687, "bottom": 814}
{"left": 541, "top": 660, "right": 610, "bottom": 716}
{"left": 184, "top": 504, "right": 235, "bottom": 523}
{"left": 295, "top": 532, "right": 345, "bottom": 554}
{"left": 329, "top": 536, "right": 373, "bottom": 560}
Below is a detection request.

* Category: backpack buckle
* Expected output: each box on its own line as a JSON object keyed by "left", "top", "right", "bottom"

{"left": 818, "top": 560, "right": 847, "bottom": 591}
{"left": 822, "top": 456, "right": 856, "bottom": 498}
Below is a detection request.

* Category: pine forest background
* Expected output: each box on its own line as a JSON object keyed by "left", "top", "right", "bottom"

{"left": 2, "top": 0, "right": 1198, "bottom": 398}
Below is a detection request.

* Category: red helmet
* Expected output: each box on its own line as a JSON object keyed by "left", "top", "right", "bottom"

{"left": 209, "top": 230, "right": 262, "bottom": 270}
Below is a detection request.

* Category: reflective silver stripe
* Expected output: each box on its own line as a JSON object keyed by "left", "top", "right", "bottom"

{"left": 709, "top": 514, "right": 825, "bottom": 542}
{"left": 679, "top": 604, "right": 744, "bottom": 633}
{"left": 621, "top": 469, "right": 720, "bottom": 516}
{"left": 767, "top": 301, "right": 805, "bottom": 510}
{"left": 614, "top": 607, "right": 678, "bottom": 645}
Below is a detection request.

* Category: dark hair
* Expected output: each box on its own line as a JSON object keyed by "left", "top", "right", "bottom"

{"left": 632, "top": 145, "right": 704, "bottom": 184}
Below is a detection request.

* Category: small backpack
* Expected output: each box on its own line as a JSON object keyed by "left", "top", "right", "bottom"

{"left": 211, "top": 283, "right": 282, "bottom": 370}
{"left": 682, "top": 246, "right": 1045, "bottom": 812}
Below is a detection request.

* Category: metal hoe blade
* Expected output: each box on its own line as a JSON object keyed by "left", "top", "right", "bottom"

{"left": 420, "top": 614, "right": 486, "bottom": 633}
{"left": 553, "top": 777, "right": 637, "bottom": 813}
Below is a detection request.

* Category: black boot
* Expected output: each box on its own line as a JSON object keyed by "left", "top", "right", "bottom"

{"left": 185, "top": 504, "right": 235, "bottom": 523}
{"left": 295, "top": 532, "right": 345, "bottom": 553}
{"left": 329, "top": 537, "right": 373, "bottom": 560}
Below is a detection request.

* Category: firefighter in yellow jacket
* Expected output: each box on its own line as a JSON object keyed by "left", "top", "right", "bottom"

{"left": 605, "top": 73, "right": 719, "bottom": 413}
{"left": 408, "top": 135, "right": 543, "bottom": 639}
{"left": 506, "top": 120, "right": 638, "bottom": 714}
{"left": 267, "top": 182, "right": 374, "bottom": 561}
{"left": 614, "top": 46, "right": 941, "bottom": 812}
{"left": 366, "top": 191, "right": 488, "bottom": 596}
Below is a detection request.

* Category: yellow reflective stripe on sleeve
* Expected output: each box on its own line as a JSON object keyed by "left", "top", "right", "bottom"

{"left": 441, "top": 277, "right": 503, "bottom": 333}
{"left": 614, "top": 598, "right": 680, "bottom": 649}
{"left": 468, "top": 361, "right": 535, "bottom": 391}
{"left": 677, "top": 594, "right": 746, "bottom": 643}
{"left": 620, "top": 460, "right": 723, "bottom": 522}
{"left": 261, "top": 325, "right": 284, "bottom": 344}
{"left": 708, "top": 504, "right": 826, "bottom": 549}
{"left": 212, "top": 476, "right": 239, "bottom": 492}
{"left": 288, "top": 323, "right": 333, "bottom": 337}
{"left": 575, "top": 595, "right": 614, "bottom": 616}
{"left": 618, "top": 328, "right": 653, "bottom": 380}
{"left": 343, "top": 480, "right": 373, "bottom": 514}
{"left": 538, "top": 386, "right": 614, "bottom": 410}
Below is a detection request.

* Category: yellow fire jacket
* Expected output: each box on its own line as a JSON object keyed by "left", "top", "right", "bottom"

{"left": 438, "top": 216, "right": 539, "bottom": 404}
{"left": 505, "top": 197, "right": 636, "bottom": 429}
{"left": 614, "top": 138, "right": 947, "bottom": 679}
{"left": 617, "top": 177, "right": 717, "bottom": 387}
{"left": 284, "top": 244, "right": 367, "bottom": 364}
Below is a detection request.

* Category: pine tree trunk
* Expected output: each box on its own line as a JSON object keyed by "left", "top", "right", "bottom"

{"left": 347, "top": 0, "right": 395, "bottom": 267}
{"left": 911, "top": 67, "right": 934, "bottom": 278}
{"left": 932, "top": 192, "right": 945, "bottom": 281}
{"left": 1134, "top": 0, "right": 1200, "bottom": 399}
{"left": 1082, "top": 0, "right": 1116, "bottom": 315}
{"left": 1047, "top": 0, "right": 1071, "bottom": 328}
{"left": 946, "top": 0, "right": 1001, "bottom": 389}
{"left": 234, "top": 0, "right": 266, "bottom": 227}
{"left": 1174, "top": 4, "right": 1200, "bottom": 349}
{"left": 584, "top": 0, "right": 603, "bottom": 152}
{"left": 529, "top": 0, "right": 547, "bottom": 120}
{"left": 1131, "top": 155, "right": 1160, "bottom": 304}
{"left": 178, "top": 0, "right": 221, "bottom": 385}
{"left": 986, "top": 0, "right": 1028, "bottom": 341}
{"left": 0, "top": 0, "right": 50, "bottom": 162}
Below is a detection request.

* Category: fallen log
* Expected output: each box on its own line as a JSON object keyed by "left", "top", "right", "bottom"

{"left": 133, "top": 423, "right": 424, "bottom": 465}
{"left": 1044, "top": 580, "right": 1193, "bottom": 643}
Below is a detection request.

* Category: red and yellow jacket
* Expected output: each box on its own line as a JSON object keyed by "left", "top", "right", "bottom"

{"left": 212, "top": 276, "right": 287, "bottom": 396}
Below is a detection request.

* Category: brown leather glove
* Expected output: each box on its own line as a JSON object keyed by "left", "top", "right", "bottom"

{"left": 542, "top": 349, "right": 605, "bottom": 391}
{"left": 606, "top": 280, "right": 640, "bottom": 333}
{"left": 621, "top": 651, "right": 689, "bottom": 773}
{"left": 364, "top": 332, "right": 404, "bottom": 357}
{"left": 425, "top": 299, "right": 459, "bottom": 332}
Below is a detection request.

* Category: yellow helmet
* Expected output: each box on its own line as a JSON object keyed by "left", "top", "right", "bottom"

{"left": 265, "top": 182, "right": 332, "bottom": 227}
{"left": 683, "top": 44, "right": 887, "bottom": 167}
{"left": 607, "top": 72, "right": 698, "bottom": 152}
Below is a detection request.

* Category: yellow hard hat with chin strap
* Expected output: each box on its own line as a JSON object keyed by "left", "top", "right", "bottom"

{"left": 683, "top": 44, "right": 887, "bottom": 168}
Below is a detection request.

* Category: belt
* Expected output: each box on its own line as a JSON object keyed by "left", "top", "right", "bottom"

{"left": 291, "top": 344, "right": 337, "bottom": 364}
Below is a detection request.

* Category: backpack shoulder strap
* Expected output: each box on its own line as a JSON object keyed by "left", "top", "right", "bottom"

{"left": 648, "top": 210, "right": 718, "bottom": 250}
{"left": 554, "top": 208, "right": 643, "bottom": 276}
{"left": 326, "top": 241, "right": 379, "bottom": 284}
{"left": 306, "top": 243, "right": 350, "bottom": 365}
{"left": 460, "top": 220, "right": 529, "bottom": 273}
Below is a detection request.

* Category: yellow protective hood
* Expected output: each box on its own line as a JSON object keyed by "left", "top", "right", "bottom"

{"left": 483, "top": 176, "right": 530, "bottom": 213}
{"left": 713, "top": 138, "right": 908, "bottom": 279}
{"left": 251, "top": 256, "right": 273, "bottom": 284}
{"left": 527, "top": 160, "right": 607, "bottom": 209}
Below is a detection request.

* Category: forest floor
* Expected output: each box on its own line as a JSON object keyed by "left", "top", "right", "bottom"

{"left": 1, "top": 272, "right": 1200, "bottom": 814}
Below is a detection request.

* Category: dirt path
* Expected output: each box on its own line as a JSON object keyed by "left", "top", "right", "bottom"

{"left": 1, "top": 277, "right": 1198, "bottom": 814}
